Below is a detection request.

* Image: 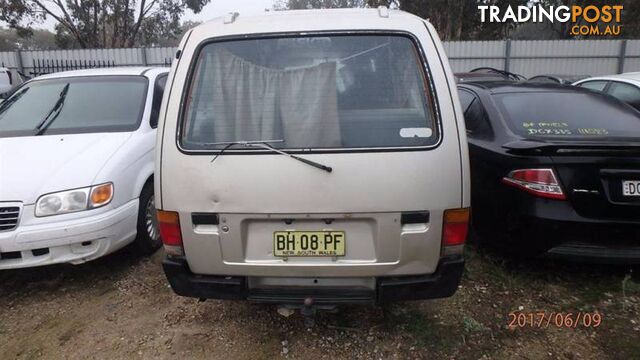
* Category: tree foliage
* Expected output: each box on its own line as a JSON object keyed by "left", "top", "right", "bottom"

{"left": 275, "top": 0, "right": 526, "bottom": 40}
{"left": 0, "top": 0, "right": 211, "bottom": 49}
{"left": 276, "top": 0, "right": 640, "bottom": 40}
{"left": 0, "top": 26, "right": 57, "bottom": 51}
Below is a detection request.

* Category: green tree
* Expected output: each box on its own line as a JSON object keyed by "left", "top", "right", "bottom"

{"left": 0, "top": 0, "right": 212, "bottom": 49}
{"left": 275, "top": 0, "right": 527, "bottom": 40}
{"left": 399, "top": 0, "right": 529, "bottom": 40}
{"left": 274, "top": 0, "right": 388, "bottom": 10}
{"left": 139, "top": 20, "right": 201, "bottom": 47}
{"left": 0, "top": 26, "right": 57, "bottom": 50}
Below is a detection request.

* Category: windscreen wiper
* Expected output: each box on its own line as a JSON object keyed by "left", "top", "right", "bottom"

{"left": 0, "top": 87, "right": 29, "bottom": 116}
{"left": 207, "top": 140, "right": 332, "bottom": 173}
{"left": 35, "top": 83, "right": 70, "bottom": 135}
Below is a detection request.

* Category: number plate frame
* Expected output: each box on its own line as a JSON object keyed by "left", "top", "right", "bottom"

{"left": 622, "top": 180, "right": 640, "bottom": 197}
{"left": 273, "top": 231, "right": 346, "bottom": 257}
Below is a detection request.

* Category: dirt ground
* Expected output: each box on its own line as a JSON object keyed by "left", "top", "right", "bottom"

{"left": 1, "top": 245, "right": 639, "bottom": 360}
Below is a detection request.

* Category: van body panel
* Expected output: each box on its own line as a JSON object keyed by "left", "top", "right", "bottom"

{"left": 423, "top": 20, "right": 471, "bottom": 207}
{"left": 157, "top": 9, "right": 469, "bottom": 300}
{"left": 164, "top": 149, "right": 459, "bottom": 275}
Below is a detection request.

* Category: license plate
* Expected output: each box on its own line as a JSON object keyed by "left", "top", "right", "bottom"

{"left": 273, "top": 231, "right": 345, "bottom": 257}
{"left": 622, "top": 180, "right": 640, "bottom": 196}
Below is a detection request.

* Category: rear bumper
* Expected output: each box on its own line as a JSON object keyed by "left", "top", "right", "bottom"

{"left": 513, "top": 207, "right": 640, "bottom": 263}
{"left": 547, "top": 241, "right": 640, "bottom": 265}
{"left": 475, "top": 185, "right": 640, "bottom": 262}
{"left": 162, "top": 255, "right": 464, "bottom": 304}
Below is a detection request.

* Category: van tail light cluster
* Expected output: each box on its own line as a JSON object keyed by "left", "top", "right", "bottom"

{"left": 442, "top": 208, "right": 470, "bottom": 255}
{"left": 502, "top": 168, "right": 566, "bottom": 200}
{"left": 157, "top": 210, "right": 184, "bottom": 256}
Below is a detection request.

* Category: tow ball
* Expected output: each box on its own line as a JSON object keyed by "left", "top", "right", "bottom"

{"left": 301, "top": 297, "right": 316, "bottom": 327}
{"left": 277, "top": 297, "right": 319, "bottom": 328}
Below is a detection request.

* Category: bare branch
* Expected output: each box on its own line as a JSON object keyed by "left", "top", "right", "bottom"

{"left": 128, "top": 0, "right": 157, "bottom": 46}
{"left": 31, "top": 0, "right": 86, "bottom": 47}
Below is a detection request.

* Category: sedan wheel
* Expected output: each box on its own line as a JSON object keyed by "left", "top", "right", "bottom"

{"left": 145, "top": 195, "right": 160, "bottom": 245}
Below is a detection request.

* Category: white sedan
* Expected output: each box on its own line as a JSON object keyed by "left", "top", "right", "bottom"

{"left": 0, "top": 67, "right": 169, "bottom": 269}
{"left": 573, "top": 72, "right": 640, "bottom": 112}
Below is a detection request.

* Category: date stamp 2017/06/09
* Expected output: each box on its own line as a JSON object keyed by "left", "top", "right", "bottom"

{"left": 508, "top": 311, "right": 602, "bottom": 329}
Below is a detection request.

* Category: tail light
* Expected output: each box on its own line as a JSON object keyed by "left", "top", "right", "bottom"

{"left": 442, "top": 208, "right": 470, "bottom": 254}
{"left": 157, "top": 210, "right": 183, "bottom": 256}
{"left": 502, "top": 168, "right": 566, "bottom": 200}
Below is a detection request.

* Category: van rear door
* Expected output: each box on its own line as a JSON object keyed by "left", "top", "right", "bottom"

{"left": 159, "top": 27, "right": 468, "bottom": 278}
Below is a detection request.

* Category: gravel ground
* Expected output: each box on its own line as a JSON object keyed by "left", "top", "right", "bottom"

{"left": 0, "top": 245, "right": 639, "bottom": 359}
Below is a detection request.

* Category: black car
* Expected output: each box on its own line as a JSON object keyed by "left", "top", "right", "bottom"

{"left": 458, "top": 81, "right": 640, "bottom": 263}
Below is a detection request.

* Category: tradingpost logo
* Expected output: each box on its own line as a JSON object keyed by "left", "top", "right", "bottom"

{"left": 478, "top": 5, "right": 624, "bottom": 37}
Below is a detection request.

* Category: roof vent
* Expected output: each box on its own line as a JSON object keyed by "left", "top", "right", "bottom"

{"left": 377, "top": 6, "right": 389, "bottom": 18}
{"left": 224, "top": 12, "right": 239, "bottom": 24}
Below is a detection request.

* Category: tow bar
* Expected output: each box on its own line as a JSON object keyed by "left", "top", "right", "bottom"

{"left": 277, "top": 297, "right": 333, "bottom": 328}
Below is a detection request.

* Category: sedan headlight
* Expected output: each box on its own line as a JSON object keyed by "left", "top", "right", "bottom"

{"left": 35, "top": 183, "right": 113, "bottom": 217}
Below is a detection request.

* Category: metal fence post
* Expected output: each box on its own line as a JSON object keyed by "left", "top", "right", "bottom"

{"left": 14, "top": 49, "right": 24, "bottom": 73}
{"left": 617, "top": 39, "right": 627, "bottom": 74}
{"left": 141, "top": 47, "right": 148, "bottom": 66}
{"left": 504, "top": 39, "right": 512, "bottom": 72}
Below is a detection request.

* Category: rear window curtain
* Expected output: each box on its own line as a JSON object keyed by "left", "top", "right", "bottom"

{"left": 191, "top": 49, "right": 341, "bottom": 148}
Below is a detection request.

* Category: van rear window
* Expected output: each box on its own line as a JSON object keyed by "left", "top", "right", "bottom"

{"left": 180, "top": 35, "right": 438, "bottom": 151}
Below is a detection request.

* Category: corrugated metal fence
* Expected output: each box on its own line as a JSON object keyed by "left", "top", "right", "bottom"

{"left": 1, "top": 40, "right": 639, "bottom": 78}
{"left": 444, "top": 39, "right": 640, "bottom": 77}
{"left": 0, "top": 47, "right": 176, "bottom": 77}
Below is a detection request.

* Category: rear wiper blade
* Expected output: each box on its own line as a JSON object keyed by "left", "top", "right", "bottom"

{"left": 207, "top": 139, "right": 332, "bottom": 173}
{"left": 35, "top": 83, "right": 70, "bottom": 135}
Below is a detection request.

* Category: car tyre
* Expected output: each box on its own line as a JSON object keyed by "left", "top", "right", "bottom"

{"left": 134, "top": 182, "right": 162, "bottom": 255}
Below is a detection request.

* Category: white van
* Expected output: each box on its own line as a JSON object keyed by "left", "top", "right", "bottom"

{"left": 157, "top": 8, "right": 470, "bottom": 306}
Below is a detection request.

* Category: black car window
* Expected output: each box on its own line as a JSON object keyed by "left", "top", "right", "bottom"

{"left": 577, "top": 80, "right": 608, "bottom": 92}
{"left": 607, "top": 81, "right": 640, "bottom": 111}
{"left": 458, "top": 90, "right": 475, "bottom": 113}
{"left": 150, "top": 74, "right": 168, "bottom": 128}
{"left": 463, "top": 96, "right": 493, "bottom": 139}
{"left": 495, "top": 91, "right": 640, "bottom": 141}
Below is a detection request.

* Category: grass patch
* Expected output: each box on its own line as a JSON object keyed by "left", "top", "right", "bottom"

{"left": 385, "top": 307, "right": 460, "bottom": 352}
{"left": 462, "top": 316, "right": 486, "bottom": 333}
{"left": 598, "top": 325, "right": 640, "bottom": 359}
{"left": 464, "top": 246, "right": 548, "bottom": 293}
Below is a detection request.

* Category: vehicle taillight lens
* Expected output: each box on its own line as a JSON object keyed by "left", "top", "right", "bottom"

{"left": 502, "top": 168, "right": 566, "bottom": 200}
{"left": 157, "top": 210, "right": 183, "bottom": 256}
{"left": 443, "top": 208, "right": 470, "bottom": 247}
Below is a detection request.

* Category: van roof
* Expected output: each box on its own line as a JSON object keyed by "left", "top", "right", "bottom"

{"left": 190, "top": 8, "right": 428, "bottom": 39}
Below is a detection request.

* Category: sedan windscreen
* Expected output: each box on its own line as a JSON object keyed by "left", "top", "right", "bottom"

{"left": 0, "top": 76, "right": 147, "bottom": 137}
{"left": 181, "top": 35, "right": 438, "bottom": 150}
{"left": 495, "top": 91, "right": 640, "bottom": 141}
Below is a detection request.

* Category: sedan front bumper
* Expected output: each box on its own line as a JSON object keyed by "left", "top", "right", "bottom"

{"left": 0, "top": 199, "right": 138, "bottom": 269}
